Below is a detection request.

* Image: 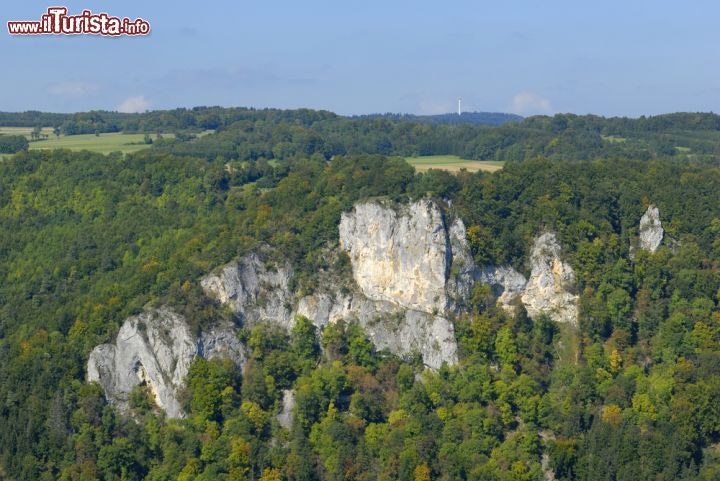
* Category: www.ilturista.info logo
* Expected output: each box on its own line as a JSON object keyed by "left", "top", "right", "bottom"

{"left": 7, "top": 7, "right": 150, "bottom": 36}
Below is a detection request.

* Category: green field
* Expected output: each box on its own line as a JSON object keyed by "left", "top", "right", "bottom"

{"left": 601, "top": 135, "right": 627, "bottom": 143}
{"left": 27, "top": 132, "right": 174, "bottom": 154}
{"left": 0, "top": 126, "right": 56, "bottom": 137}
{"left": 405, "top": 155, "right": 504, "bottom": 173}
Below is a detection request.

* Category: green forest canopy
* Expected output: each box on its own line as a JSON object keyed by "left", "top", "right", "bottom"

{"left": 0, "top": 109, "right": 720, "bottom": 481}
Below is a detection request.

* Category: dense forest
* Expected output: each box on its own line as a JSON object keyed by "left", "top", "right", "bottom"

{"left": 1, "top": 108, "right": 720, "bottom": 481}
{"left": 144, "top": 110, "right": 720, "bottom": 163}
{"left": 0, "top": 108, "right": 520, "bottom": 135}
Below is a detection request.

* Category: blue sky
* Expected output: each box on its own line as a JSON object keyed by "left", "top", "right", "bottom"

{"left": 2, "top": 0, "right": 719, "bottom": 116}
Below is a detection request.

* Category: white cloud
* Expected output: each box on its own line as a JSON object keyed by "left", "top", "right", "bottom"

{"left": 509, "top": 91, "right": 553, "bottom": 115}
{"left": 48, "top": 81, "right": 99, "bottom": 97}
{"left": 117, "top": 95, "right": 151, "bottom": 113}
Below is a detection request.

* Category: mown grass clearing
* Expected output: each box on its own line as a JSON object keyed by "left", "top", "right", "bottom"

{"left": 405, "top": 155, "right": 504, "bottom": 173}
{"left": 27, "top": 132, "right": 174, "bottom": 154}
{"left": 0, "top": 126, "right": 55, "bottom": 137}
{"left": 601, "top": 135, "right": 627, "bottom": 143}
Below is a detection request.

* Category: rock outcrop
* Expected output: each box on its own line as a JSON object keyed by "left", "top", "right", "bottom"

{"left": 338, "top": 200, "right": 452, "bottom": 314}
{"left": 521, "top": 233, "right": 578, "bottom": 325}
{"left": 201, "top": 200, "right": 582, "bottom": 367}
{"left": 477, "top": 266, "right": 528, "bottom": 311}
{"left": 203, "top": 199, "right": 463, "bottom": 369}
{"left": 296, "top": 292, "right": 458, "bottom": 369}
{"left": 88, "top": 199, "right": 585, "bottom": 418}
{"left": 201, "top": 253, "right": 294, "bottom": 329}
{"left": 277, "top": 389, "right": 296, "bottom": 430}
{"left": 87, "top": 307, "right": 245, "bottom": 418}
{"left": 638, "top": 205, "right": 663, "bottom": 253}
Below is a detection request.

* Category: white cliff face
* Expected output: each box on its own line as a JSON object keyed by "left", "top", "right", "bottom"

{"left": 306, "top": 199, "right": 464, "bottom": 368}
{"left": 201, "top": 253, "right": 294, "bottom": 329}
{"left": 296, "top": 291, "right": 459, "bottom": 369}
{"left": 87, "top": 307, "right": 245, "bottom": 418}
{"left": 199, "top": 325, "right": 247, "bottom": 365}
{"left": 339, "top": 200, "right": 451, "bottom": 314}
{"left": 374, "top": 310, "right": 458, "bottom": 369}
{"left": 638, "top": 205, "right": 663, "bottom": 253}
{"left": 521, "top": 233, "right": 578, "bottom": 325}
{"left": 478, "top": 266, "right": 528, "bottom": 311}
{"left": 277, "top": 389, "right": 296, "bottom": 430}
{"left": 296, "top": 291, "right": 385, "bottom": 329}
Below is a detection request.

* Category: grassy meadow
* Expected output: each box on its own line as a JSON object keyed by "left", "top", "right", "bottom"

{"left": 405, "top": 155, "right": 504, "bottom": 173}
{"left": 0, "top": 126, "right": 56, "bottom": 137}
{"left": 0, "top": 127, "right": 177, "bottom": 155}
{"left": 27, "top": 132, "right": 174, "bottom": 154}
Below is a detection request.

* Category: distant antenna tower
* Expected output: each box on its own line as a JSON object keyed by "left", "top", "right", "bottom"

{"left": 458, "top": 98, "right": 462, "bottom": 115}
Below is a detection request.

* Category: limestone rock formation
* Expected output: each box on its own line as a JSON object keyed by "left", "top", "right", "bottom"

{"left": 201, "top": 200, "right": 582, "bottom": 369}
{"left": 477, "top": 266, "right": 528, "bottom": 311}
{"left": 89, "top": 200, "right": 589, "bottom": 418}
{"left": 303, "top": 199, "right": 467, "bottom": 367}
{"left": 295, "top": 291, "right": 392, "bottom": 329}
{"left": 204, "top": 199, "right": 464, "bottom": 369}
{"left": 201, "top": 253, "right": 294, "bottom": 329}
{"left": 338, "top": 199, "right": 452, "bottom": 314}
{"left": 296, "top": 292, "right": 459, "bottom": 369}
{"left": 87, "top": 307, "right": 245, "bottom": 418}
{"left": 277, "top": 389, "right": 296, "bottom": 430}
{"left": 199, "top": 324, "right": 247, "bottom": 365}
{"left": 521, "top": 233, "right": 578, "bottom": 325}
{"left": 638, "top": 204, "right": 663, "bottom": 253}
{"left": 369, "top": 310, "right": 457, "bottom": 370}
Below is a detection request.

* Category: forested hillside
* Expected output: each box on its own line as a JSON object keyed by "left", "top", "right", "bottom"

{"left": 5, "top": 108, "right": 720, "bottom": 162}
{"left": 1, "top": 109, "right": 720, "bottom": 481}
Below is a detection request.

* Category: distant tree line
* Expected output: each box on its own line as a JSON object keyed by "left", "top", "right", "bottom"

{"left": 354, "top": 111, "right": 524, "bottom": 126}
{"left": 0, "top": 107, "right": 339, "bottom": 136}
{"left": 5, "top": 108, "right": 720, "bottom": 163}
{"left": 144, "top": 110, "right": 720, "bottom": 164}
